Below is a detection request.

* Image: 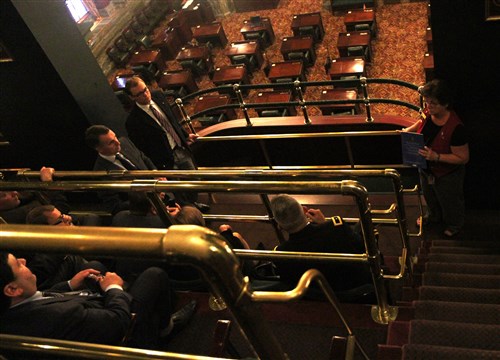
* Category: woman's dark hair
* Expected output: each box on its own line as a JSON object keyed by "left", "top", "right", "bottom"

{"left": 0, "top": 252, "right": 15, "bottom": 313}
{"left": 420, "top": 79, "right": 453, "bottom": 108}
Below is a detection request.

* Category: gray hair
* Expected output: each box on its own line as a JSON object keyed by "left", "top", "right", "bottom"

{"left": 270, "top": 194, "right": 308, "bottom": 233}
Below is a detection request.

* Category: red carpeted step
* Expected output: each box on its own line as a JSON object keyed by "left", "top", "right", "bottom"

{"left": 386, "top": 321, "right": 410, "bottom": 346}
{"left": 422, "top": 272, "right": 500, "bottom": 289}
{"left": 425, "top": 262, "right": 500, "bottom": 275}
{"left": 408, "top": 319, "right": 500, "bottom": 351}
{"left": 427, "top": 253, "right": 500, "bottom": 264}
{"left": 431, "top": 240, "right": 500, "bottom": 249}
{"left": 429, "top": 246, "right": 499, "bottom": 255}
{"left": 377, "top": 344, "right": 402, "bottom": 360}
{"left": 402, "top": 344, "right": 500, "bottom": 360}
{"left": 419, "top": 286, "right": 500, "bottom": 304}
{"left": 413, "top": 300, "right": 500, "bottom": 325}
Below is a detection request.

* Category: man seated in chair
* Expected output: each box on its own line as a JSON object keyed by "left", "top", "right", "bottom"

{"left": 270, "top": 194, "right": 374, "bottom": 301}
{"left": 0, "top": 252, "right": 197, "bottom": 350}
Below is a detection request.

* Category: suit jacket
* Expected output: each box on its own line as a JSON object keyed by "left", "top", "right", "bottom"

{"left": 0, "top": 289, "right": 132, "bottom": 345}
{"left": 92, "top": 137, "right": 156, "bottom": 214}
{"left": 125, "top": 91, "right": 190, "bottom": 170}
{"left": 93, "top": 137, "right": 157, "bottom": 171}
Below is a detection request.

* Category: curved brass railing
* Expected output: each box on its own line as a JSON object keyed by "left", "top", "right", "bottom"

{"left": 0, "top": 179, "right": 395, "bottom": 324}
{"left": 0, "top": 224, "right": 378, "bottom": 359}
{"left": 175, "top": 77, "right": 422, "bottom": 127}
{"left": 9, "top": 168, "right": 418, "bottom": 278}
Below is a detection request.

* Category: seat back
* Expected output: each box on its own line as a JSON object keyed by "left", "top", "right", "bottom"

{"left": 259, "top": 109, "right": 288, "bottom": 117}
{"left": 299, "top": 25, "right": 321, "bottom": 42}
{"left": 197, "top": 113, "right": 227, "bottom": 126}
{"left": 354, "top": 23, "right": 371, "bottom": 32}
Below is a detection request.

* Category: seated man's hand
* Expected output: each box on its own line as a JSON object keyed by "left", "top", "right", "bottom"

{"left": 306, "top": 208, "right": 326, "bottom": 224}
{"left": 40, "top": 167, "right": 55, "bottom": 182}
{"left": 99, "top": 272, "right": 124, "bottom": 291}
{"left": 167, "top": 203, "right": 181, "bottom": 216}
{"left": 69, "top": 268, "right": 102, "bottom": 290}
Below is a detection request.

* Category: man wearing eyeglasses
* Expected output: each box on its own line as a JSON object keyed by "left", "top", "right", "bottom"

{"left": 124, "top": 77, "right": 209, "bottom": 212}
{"left": 16, "top": 205, "right": 90, "bottom": 290}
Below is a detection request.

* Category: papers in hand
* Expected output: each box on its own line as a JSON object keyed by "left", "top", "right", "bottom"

{"left": 401, "top": 132, "right": 426, "bottom": 169}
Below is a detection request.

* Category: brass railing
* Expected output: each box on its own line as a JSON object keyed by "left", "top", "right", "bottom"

{"left": 12, "top": 168, "right": 418, "bottom": 277}
{"left": 0, "top": 179, "right": 395, "bottom": 326}
{"left": 175, "top": 77, "right": 422, "bottom": 127}
{"left": 0, "top": 222, "right": 378, "bottom": 359}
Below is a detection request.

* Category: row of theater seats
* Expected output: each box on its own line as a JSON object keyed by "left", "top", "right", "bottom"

{"left": 106, "top": 0, "right": 172, "bottom": 68}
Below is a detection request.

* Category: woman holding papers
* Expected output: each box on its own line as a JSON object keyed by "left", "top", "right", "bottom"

{"left": 403, "top": 79, "right": 469, "bottom": 237}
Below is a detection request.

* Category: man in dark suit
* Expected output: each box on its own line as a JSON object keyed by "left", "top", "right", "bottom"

{"left": 124, "top": 77, "right": 207, "bottom": 211}
{"left": 270, "top": 194, "right": 374, "bottom": 302}
{"left": 85, "top": 125, "right": 157, "bottom": 172}
{"left": 0, "top": 252, "right": 196, "bottom": 350}
{"left": 85, "top": 125, "right": 161, "bottom": 214}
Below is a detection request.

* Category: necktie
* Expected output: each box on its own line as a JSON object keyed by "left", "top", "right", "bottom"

{"left": 115, "top": 152, "right": 137, "bottom": 170}
{"left": 149, "top": 104, "right": 182, "bottom": 148}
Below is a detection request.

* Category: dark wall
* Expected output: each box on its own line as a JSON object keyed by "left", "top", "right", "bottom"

{"left": 431, "top": 0, "right": 500, "bottom": 209}
{"left": 0, "top": 0, "right": 94, "bottom": 170}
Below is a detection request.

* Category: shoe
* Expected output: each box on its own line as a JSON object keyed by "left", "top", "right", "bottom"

{"left": 160, "top": 300, "right": 197, "bottom": 338}
{"left": 194, "top": 202, "right": 210, "bottom": 213}
{"left": 443, "top": 228, "right": 460, "bottom": 237}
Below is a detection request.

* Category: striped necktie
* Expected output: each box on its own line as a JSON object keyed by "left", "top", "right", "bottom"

{"left": 149, "top": 104, "right": 181, "bottom": 148}
{"left": 115, "top": 152, "right": 137, "bottom": 170}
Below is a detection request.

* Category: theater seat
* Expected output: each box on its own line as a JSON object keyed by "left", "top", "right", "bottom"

{"left": 287, "top": 51, "right": 311, "bottom": 66}
{"left": 259, "top": 109, "right": 288, "bottom": 117}
{"left": 231, "top": 54, "right": 257, "bottom": 73}
{"left": 347, "top": 46, "right": 369, "bottom": 61}
{"left": 298, "top": 25, "right": 321, "bottom": 43}
{"left": 197, "top": 113, "right": 227, "bottom": 126}
{"left": 131, "top": 63, "right": 159, "bottom": 83}
{"left": 106, "top": 46, "right": 130, "bottom": 68}
{"left": 244, "top": 31, "right": 269, "bottom": 49}
{"left": 163, "top": 86, "right": 187, "bottom": 100}
{"left": 180, "top": 59, "right": 206, "bottom": 77}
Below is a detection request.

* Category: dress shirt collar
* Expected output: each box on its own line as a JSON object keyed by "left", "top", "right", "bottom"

{"left": 98, "top": 153, "right": 126, "bottom": 169}
{"left": 10, "top": 291, "right": 44, "bottom": 308}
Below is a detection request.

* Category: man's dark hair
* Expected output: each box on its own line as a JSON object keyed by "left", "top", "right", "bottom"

{"left": 85, "top": 125, "right": 111, "bottom": 149}
{"left": 420, "top": 79, "right": 453, "bottom": 108}
{"left": 124, "top": 76, "right": 144, "bottom": 96}
{"left": 128, "top": 192, "right": 153, "bottom": 215}
{"left": 26, "top": 205, "right": 55, "bottom": 225}
{"left": 0, "top": 252, "right": 14, "bottom": 313}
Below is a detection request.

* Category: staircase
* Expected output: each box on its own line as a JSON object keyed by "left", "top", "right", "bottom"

{"left": 378, "top": 236, "right": 500, "bottom": 359}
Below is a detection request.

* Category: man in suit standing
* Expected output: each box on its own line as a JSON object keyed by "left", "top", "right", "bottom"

{"left": 124, "top": 77, "right": 208, "bottom": 211}
{"left": 0, "top": 252, "right": 196, "bottom": 350}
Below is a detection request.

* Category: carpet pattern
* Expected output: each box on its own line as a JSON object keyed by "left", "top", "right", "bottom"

{"left": 155, "top": 1, "right": 429, "bottom": 120}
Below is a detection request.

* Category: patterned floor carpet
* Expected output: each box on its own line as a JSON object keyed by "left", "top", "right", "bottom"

{"left": 161, "top": 1, "right": 429, "bottom": 119}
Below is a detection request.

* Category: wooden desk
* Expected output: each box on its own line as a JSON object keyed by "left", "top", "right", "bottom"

{"left": 129, "top": 49, "right": 165, "bottom": 72}
{"left": 176, "top": 45, "right": 213, "bottom": 73}
{"left": 328, "top": 57, "right": 365, "bottom": 79}
{"left": 319, "top": 89, "right": 359, "bottom": 115}
{"left": 225, "top": 41, "right": 264, "bottom": 69}
{"left": 291, "top": 12, "right": 325, "bottom": 42}
{"left": 280, "top": 36, "right": 316, "bottom": 66}
{"left": 253, "top": 91, "right": 297, "bottom": 116}
{"left": 241, "top": 17, "right": 276, "bottom": 47}
{"left": 212, "top": 65, "right": 250, "bottom": 96}
{"left": 181, "top": 0, "right": 215, "bottom": 26}
{"left": 166, "top": 12, "right": 192, "bottom": 45}
{"left": 192, "top": 22, "right": 228, "bottom": 48}
{"left": 158, "top": 70, "right": 199, "bottom": 94}
{"left": 194, "top": 94, "right": 237, "bottom": 120}
{"left": 423, "top": 53, "right": 434, "bottom": 82}
{"left": 337, "top": 31, "right": 372, "bottom": 61}
{"left": 425, "top": 27, "right": 433, "bottom": 53}
{"left": 344, "top": 8, "right": 376, "bottom": 31}
{"left": 268, "top": 61, "right": 306, "bottom": 83}
{"left": 233, "top": 0, "right": 280, "bottom": 13}
{"left": 151, "top": 27, "right": 182, "bottom": 61}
